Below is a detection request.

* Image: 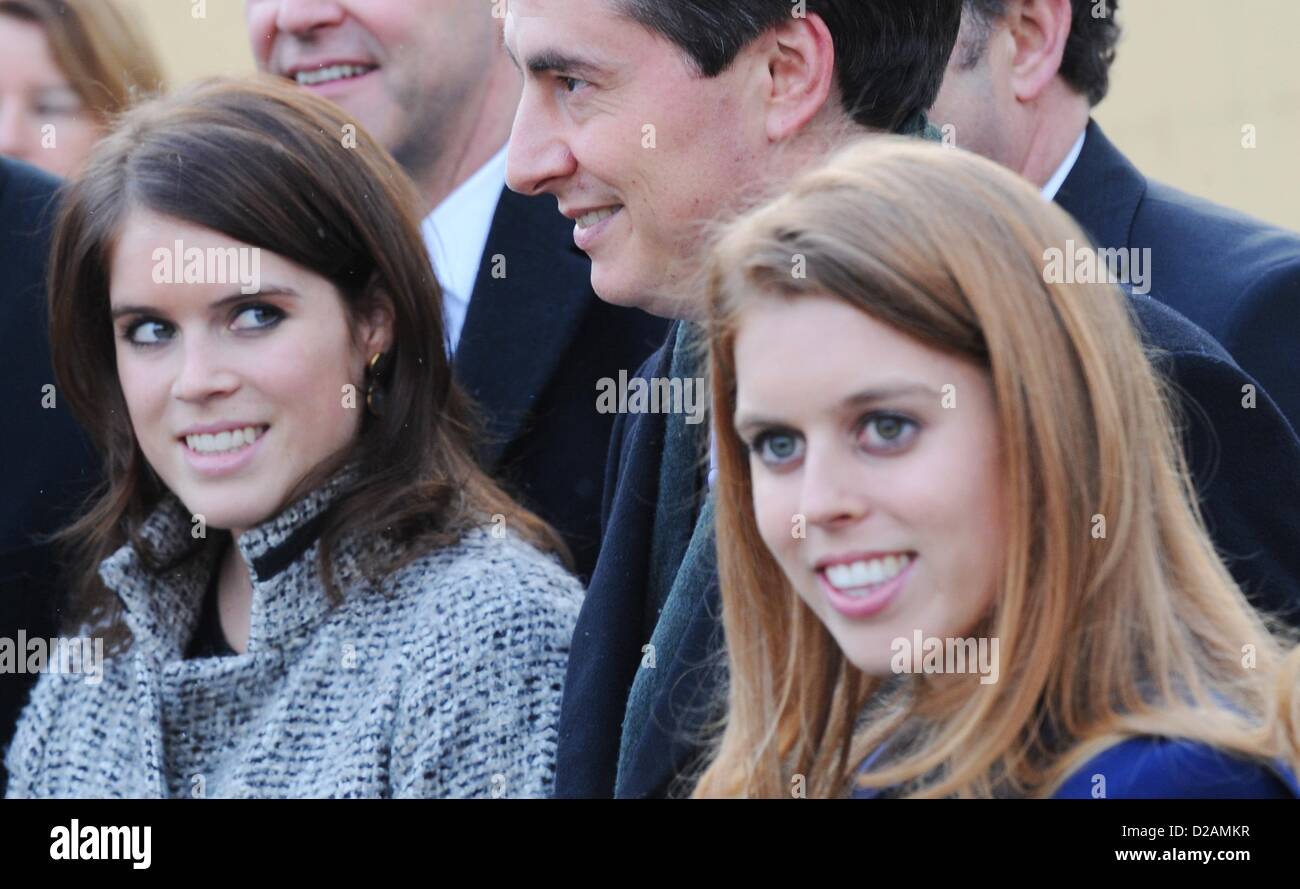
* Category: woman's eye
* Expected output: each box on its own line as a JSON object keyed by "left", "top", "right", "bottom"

{"left": 33, "top": 91, "right": 81, "bottom": 116}
{"left": 125, "top": 319, "right": 173, "bottom": 346}
{"left": 751, "top": 430, "right": 805, "bottom": 467}
{"left": 858, "top": 413, "right": 919, "bottom": 453}
{"left": 35, "top": 102, "right": 80, "bottom": 116}
{"left": 231, "top": 304, "right": 283, "bottom": 331}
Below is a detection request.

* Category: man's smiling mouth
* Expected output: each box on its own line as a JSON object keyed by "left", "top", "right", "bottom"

{"left": 290, "top": 63, "right": 379, "bottom": 87}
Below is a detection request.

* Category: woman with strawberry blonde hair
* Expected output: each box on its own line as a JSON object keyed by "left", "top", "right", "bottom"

{"left": 695, "top": 137, "right": 1300, "bottom": 798}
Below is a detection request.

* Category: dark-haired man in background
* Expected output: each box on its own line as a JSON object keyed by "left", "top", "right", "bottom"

{"left": 247, "top": 0, "right": 666, "bottom": 581}
{"left": 933, "top": 0, "right": 1300, "bottom": 432}
{"left": 505, "top": 0, "right": 1300, "bottom": 798}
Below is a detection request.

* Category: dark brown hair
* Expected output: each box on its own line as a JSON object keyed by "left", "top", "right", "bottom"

{"left": 0, "top": 0, "right": 164, "bottom": 119}
{"left": 962, "top": 0, "right": 1121, "bottom": 106}
{"left": 49, "top": 76, "right": 568, "bottom": 649}
{"left": 615, "top": 0, "right": 962, "bottom": 133}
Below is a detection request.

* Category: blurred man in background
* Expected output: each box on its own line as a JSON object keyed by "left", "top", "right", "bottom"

{"left": 933, "top": 0, "right": 1300, "bottom": 431}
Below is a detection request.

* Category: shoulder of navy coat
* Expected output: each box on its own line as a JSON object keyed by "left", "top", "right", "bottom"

{"left": 1123, "top": 291, "right": 1300, "bottom": 626}
{"left": 1055, "top": 120, "right": 1300, "bottom": 435}
{"left": 0, "top": 158, "right": 100, "bottom": 796}
{"left": 451, "top": 186, "right": 668, "bottom": 582}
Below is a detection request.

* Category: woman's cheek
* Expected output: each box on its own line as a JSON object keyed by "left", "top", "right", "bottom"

{"left": 753, "top": 473, "right": 797, "bottom": 563}
{"left": 115, "top": 355, "right": 160, "bottom": 427}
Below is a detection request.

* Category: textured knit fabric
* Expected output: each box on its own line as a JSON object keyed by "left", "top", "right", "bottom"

{"left": 4, "top": 461, "right": 583, "bottom": 799}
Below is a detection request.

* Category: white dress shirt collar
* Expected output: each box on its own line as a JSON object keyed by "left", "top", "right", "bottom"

{"left": 1041, "top": 129, "right": 1087, "bottom": 201}
{"left": 420, "top": 145, "right": 509, "bottom": 354}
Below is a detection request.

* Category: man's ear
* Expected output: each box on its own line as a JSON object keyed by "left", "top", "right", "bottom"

{"left": 762, "top": 12, "right": 836, "bottom": 142}
{"left": 1007, "top": 0, "right": 1073, "bottom": 104}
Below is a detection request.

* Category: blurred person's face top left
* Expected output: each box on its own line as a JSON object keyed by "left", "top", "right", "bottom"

{"left": 247, "top": 0, "right": 503, "bottom": 191}
{"left": 0, "top": 14, "right": 101, "bottom": 178}
{"left": 732, "top": 293, "right": 1006, "bottom": 677}
{"left": 109, "top": 208, "right": 391, "bottom": 537}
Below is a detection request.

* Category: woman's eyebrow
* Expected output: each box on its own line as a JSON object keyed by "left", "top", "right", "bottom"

{"left": 733, "top": 383, "right": 941, "bottom": 434}
{"left": 840, "top": 383, "right": 943, "bottom": 407}
{"left": 109, "top": 287, "right": 300, "bottom": 320}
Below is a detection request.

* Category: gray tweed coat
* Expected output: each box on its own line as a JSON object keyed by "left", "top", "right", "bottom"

{"left": 4, "top": 462, "right": 582, "bottom": 798}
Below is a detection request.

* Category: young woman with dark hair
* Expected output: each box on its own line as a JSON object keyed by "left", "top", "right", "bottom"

{"left": 5, "top": 77, "right": 580, "bottom": 799}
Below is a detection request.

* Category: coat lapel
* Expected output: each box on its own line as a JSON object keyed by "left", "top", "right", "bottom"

{"left": 1054, "top": 120, "right": 1146, "bottom": 250}
{"left": 453, "top": 187, "right": 594, "bottom": 470}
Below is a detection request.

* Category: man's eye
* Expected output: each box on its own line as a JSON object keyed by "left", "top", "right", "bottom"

{"left": 231, "top": 304, "right": 284, "bottom": 331}
{"left": 558, "top": 76, "right": 589, "bottom": 94}
{"left": 125, "top": 319, "right": 173, "bottom": 346}
{"left": 751, "top": 431, "right": 805, "bottom": 467}
{"left": 858, "top": 413, "right": 919, "bottom": 453}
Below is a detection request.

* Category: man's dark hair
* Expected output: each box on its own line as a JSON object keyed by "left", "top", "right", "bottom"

{"left": 614, "top": 0, "right": 963, "bottom": 134}
{"left": 961, "top": 0, "right": 1121, "bottom": 106}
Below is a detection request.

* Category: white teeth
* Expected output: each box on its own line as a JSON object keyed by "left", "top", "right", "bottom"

{"left": 185, "top": 426, "right": 267, "bottom": 455}
{"left": 824, "top": 554, "right": 912, "bottom": 596}
{"left": 576, "top": 207, "right": 620, "bottom": 229}
{"left": 295, "top": 64, "right": 374, "bottom": 86}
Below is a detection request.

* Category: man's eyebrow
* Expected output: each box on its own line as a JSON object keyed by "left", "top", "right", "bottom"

{"left": 109, "top": 288, "right": 300, "bottom": 320}
{"left": 507, "top": 45, "right": 608, "bottom": 79}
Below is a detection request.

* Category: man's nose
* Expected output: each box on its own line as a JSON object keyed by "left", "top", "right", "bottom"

{"left": 506, "top": 91, "right": 577, "bottom": 197}
{"left": 273, "top": 0, "right": 347, "bottom": 37}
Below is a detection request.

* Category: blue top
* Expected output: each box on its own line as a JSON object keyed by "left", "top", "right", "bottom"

{"left": 1051, "top": 737, "right": 1299, "bottom": 799}
{"left": 851, "top": 736, "right": 1300, "bottom": 799}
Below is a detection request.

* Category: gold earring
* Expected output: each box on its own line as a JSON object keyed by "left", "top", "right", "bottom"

{"left": 365, "top": 351, "right": 387, "bottom": 416}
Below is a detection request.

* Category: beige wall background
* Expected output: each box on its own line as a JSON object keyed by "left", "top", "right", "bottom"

{"left": 126, "top": 0, "right": 1299, "bottom": 232}
{"left": 124, "top": 0, "right": 253, "bottom": 81}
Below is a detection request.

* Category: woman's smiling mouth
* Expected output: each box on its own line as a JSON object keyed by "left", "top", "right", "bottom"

{"left": 178, "top": 424, "right": 271, "bottom": 477}
{"left": 815, "top": 551, "right": 916, "bottom": 619}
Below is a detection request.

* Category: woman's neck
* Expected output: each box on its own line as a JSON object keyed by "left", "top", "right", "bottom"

{"left": 215, "top": 534, "right": 254, "bottom": 654}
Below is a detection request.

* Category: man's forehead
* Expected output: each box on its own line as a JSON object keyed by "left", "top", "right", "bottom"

{"left": 505, "top": 0, "right": 626, "bottom": 40}
{"left": 504, "top": 0, "right": 643, "bottom": 69}
{"left": 507, "top": 0, "right": 599, "bottom": 23}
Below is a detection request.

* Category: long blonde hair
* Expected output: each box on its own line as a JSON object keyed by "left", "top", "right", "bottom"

{"left": 695, "top": 136, "right": 1300, "bottom": 798}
